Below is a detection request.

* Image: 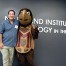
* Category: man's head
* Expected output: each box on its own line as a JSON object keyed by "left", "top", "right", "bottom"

{"left": 8, "top": 10, "right": 15, "bottom": 21}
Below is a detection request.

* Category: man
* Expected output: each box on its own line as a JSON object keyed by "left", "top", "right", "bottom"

{"left": 0, "top": 10, "right": 19, "bottom": 66}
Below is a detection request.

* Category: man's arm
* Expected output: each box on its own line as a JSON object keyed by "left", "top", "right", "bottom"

{"left": 0, "top": 34, "right": 3, "bottom": 48}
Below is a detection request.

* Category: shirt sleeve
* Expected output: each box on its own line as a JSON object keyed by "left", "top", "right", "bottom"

{"left": 0, "top": 22, "right": 5, "bottom": 34}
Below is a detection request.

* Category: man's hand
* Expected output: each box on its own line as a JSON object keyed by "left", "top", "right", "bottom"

{"left": 0, "top": 43, "right": 3, "bottom": 49}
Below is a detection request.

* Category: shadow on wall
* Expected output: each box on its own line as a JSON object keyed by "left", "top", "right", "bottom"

{"left": 0, "top": 52, "right": 3, "bottom": 66}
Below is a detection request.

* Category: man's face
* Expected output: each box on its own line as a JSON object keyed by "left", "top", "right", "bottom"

{"left": 8, "top": 11, "right": 15, "bottom": 20}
